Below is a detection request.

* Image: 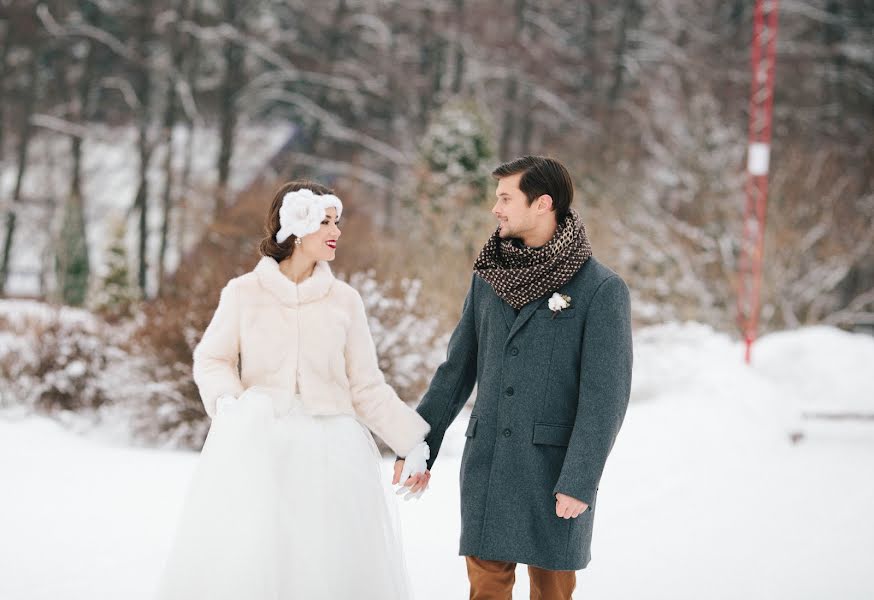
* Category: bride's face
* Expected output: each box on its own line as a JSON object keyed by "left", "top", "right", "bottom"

{"left": 298, "top": 207, "right": 341, "bottom": 262}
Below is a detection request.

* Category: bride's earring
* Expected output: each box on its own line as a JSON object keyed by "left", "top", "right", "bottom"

{"left": 294, "top": 238, "right": 302, "bottom": 247}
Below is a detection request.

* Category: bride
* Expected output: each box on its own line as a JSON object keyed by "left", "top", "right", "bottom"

{"left": 155, "top": 180, "right": 431, "bottom": 599}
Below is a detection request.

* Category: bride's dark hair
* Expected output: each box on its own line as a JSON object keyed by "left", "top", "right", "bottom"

{"left": 259, "top": 179, "right": 335, "bottom": 261}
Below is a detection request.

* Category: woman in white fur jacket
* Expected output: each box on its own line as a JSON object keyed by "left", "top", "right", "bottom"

{"left": 155, "top": 181, "right": 431, "bottom": 600}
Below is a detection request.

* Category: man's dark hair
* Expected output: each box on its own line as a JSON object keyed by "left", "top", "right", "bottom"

{"left": 492, "top": 156, "right": 574, "bottom": 221}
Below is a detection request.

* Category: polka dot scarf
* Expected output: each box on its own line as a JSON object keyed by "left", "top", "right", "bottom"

{"left": 473, "top": 209, "right": 593, "bottom": 310}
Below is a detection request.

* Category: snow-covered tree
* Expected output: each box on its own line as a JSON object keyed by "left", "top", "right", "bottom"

{"left": 418, "top": 99, "right": 494, "bottom": 204}
{"left": 92, "top": 221, "right": 139, "bottom": 322}
{"left": 54, "top": 193, "right": 90, "bottom": 307}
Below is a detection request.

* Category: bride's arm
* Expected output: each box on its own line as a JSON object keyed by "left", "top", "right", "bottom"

{"left": 344, "top": 290, "right": 430, "bottom": 457}
{"left": 192, "top": 281, "right": 245, "bottom": 417}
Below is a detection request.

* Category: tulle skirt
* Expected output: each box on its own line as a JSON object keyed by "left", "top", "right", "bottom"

{"left": 155, "top": 388, "right": 412, "bottom": 600}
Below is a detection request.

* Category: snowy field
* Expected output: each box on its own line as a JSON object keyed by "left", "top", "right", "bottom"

{"left": 1, "top": 323, "right": 873, "bottom": 599}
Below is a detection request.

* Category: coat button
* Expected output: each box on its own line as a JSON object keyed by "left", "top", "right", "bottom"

{"left": 505, "top": 386, "right": 514, "bottom": 396}
{"left": 503, "top": 428, "right": 512, "bottom": 438}
{"left": 510, "top": 347, "right": 519, "bottom": 356}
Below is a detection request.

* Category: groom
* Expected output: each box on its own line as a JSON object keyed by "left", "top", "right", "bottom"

{"left": 394, "top": 156, "right": 633, "bottom": 599}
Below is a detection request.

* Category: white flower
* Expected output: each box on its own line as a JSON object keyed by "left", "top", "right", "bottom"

{"left": 275, "top": 188, "right": 343, "bottom": 243}
{"left": 548, "top": 292, "right": 571, "bottom": 316}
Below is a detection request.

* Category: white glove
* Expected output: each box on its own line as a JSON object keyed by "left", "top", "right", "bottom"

{"left": 396, "top": 441, "right": 429, "bottom": 500}
{"left": 215, "top": 394, "right": 237, "bottom": 415}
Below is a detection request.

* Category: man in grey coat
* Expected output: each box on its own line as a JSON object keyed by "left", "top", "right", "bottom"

{"left": 394, "top": 155, "right": 633, "bottom": 599}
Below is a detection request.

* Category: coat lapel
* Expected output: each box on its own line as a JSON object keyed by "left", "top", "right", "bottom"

{"left": 499, "top": 299, "right": 515, "bottom": 332}
{"left": 507, "top": 296, "right": 545, "bottom": 341}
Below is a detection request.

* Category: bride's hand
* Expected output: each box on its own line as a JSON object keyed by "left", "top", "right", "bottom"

{"left": 392, "top": 457, "right": 431, "bottom": 500}
{"left": 215, "top": 394, "right": 237, "bottom": 415}
{"left": 394, "top": 441, "right": 428, "bottom": 481}
{"left": 394, "top": 465, "right": 431, "bottom": 500}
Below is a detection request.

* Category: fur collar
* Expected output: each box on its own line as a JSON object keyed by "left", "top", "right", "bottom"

{"left": 253, "top": 256, "right": 335, "bottom": 306}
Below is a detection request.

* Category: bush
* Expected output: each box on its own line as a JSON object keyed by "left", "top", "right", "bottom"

{"left": 0, "top": 300, "right": 209, "bottom": 448}
{"left": 0, "top": 301, "right": 121, "bottom": 412}
{"left": 342, "top": 271, "right": 449, "bottom": 405}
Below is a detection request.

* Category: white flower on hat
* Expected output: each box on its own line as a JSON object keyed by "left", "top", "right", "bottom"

{"left": 275, "top": 188, "right": 343, "bottom": 243}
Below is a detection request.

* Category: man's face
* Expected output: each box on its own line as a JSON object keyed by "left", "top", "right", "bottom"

{"left": 492, "top": 173, "right": 537, "bottom": 239}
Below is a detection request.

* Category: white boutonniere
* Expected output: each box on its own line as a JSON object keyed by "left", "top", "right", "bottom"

{"left": 548, "top": 292, "right": 572, "bottom": 319}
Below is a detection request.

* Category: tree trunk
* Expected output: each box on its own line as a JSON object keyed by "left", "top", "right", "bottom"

{"left": 608, "top": 1, "right": 633, "bottom": 104}
{"left": 380, "top": 24, "right": 407, "bottom": 232}
{"left": 582, "top": 3, "right": 598, "bottom": 101}
{"left": 730, "top": 0, "right": 746, "bottom": 33}
{"left": 216, "top": 0, "right": 243, "bottom": 213}
{"left": 514, "top": 0, "right": 526, "bottom": 29}
{"left": 498, "top": 77, "right": 518, "bottom": 160}
{"left": 823, "top": 1, "right": 846, "bottom": 106}
{"left": 54, "top": 1, "right": 99, "bottom": 306}
{"left": 157, "top": 0, "right": 194, "bottom": 297}
{"left": 175, "top": 0, "right": 201, "bottom": 279}
{"left": 0, "top": 53, "right": 39, "bottom": 295}
{"left": 132, "top": 1, "right": 153, "bottom": 296}
{"left": 157, "top": 109, "right": 176, "bottom": 296}
{"left": 519, "top": 88, "right": 534, "bottom": 153}
{"left": 450, "top": 0, "right": 465, "bottom": 94}
{"left": 57, "top": 162, "right": 90, "bottom": 306}
{"left": 498, "top": 0, "right": 526, "bottom": 160}
{"left": 0, "top": 24, "right": 12, "bottom": 163}
{"left": 309, "top": 0, "right": 349, "bottom": 155}
{"left": 430, "top": 37, "right": 447, "bottom": 101}
{"left": 134, "top": 126, "right": 150, "bottom": 295}
{"left": 56, "top": 97, "right": 91, "bottom": 307}
{"left": 418, "top": 6, "right": 447, "bottom": 120}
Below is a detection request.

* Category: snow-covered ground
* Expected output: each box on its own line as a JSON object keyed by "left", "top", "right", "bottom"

{"left": 1, "top": 323, "right": 873, "bottom": 599}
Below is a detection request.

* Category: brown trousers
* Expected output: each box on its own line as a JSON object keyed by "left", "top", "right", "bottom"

{"left": 465, "top": 555, "right": 576, "bottom": 600}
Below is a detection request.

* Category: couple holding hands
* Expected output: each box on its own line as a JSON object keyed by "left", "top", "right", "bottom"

{"left": 156, "top": 155, "right": 633, "bottom": 600}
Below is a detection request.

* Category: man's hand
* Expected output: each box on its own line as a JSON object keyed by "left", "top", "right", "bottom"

{"left": 392, "top": 459, "right": 431, "bottom": 500}
{"left": 555, "top": 492, "right": 588, "bottom": 519}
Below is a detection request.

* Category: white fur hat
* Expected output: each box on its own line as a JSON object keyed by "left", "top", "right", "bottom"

{"left": 275, "top": 188, "right": 343, "bottom": 243}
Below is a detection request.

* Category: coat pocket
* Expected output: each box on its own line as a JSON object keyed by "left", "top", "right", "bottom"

{"left": 532, "top": 422, "right": 573, "bottom": 447}
{"left": 534, "top": 308, "right": 577, "bottom": 320}
{"left": 465, "top": 416, "right": 478, "bottom": 438}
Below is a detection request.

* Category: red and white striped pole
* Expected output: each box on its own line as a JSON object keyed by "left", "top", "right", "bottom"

{"left": 738, "top": 0, "right": 780, "bottom": 364}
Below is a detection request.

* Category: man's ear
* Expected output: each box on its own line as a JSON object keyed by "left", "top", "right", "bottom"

{"left": 537, "top": 194, "right": 554, "bottom": 213}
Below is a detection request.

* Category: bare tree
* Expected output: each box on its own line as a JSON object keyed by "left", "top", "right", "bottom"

{"left": 48, "top": 1, "right": 101, "bottom": 306}
{"left": 215, "top": 0, "right": 244, "bottom": 213}
{"left": 607, "top": 0, "right": 644, "bottom": 105}
{"left": 308, "top": 0, "right": 350, "bottom": 155}
{"left": 131, "top": 0, "right": 155, "bottom": 296}
{"left": 497, "top": 0, "right": 527, "bottom": 160}
{"left": 0, "top": 19, "right": 11, "bottom": 163}
{"left": 449, "top": 0, "right": 466, "bottom": 95}
{"left": 157, "top": 0, "right": 197, "bottom": 297}
{"left": 0, "top": 51, "right": 40, "bottom": 295}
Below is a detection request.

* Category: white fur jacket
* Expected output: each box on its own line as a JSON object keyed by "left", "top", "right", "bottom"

{"left": 192, "top": 256, "right": 430, "bottom": 457}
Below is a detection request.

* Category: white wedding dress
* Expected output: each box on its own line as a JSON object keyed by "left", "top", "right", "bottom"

{"left": 155, "top": 388, "right": 413, "bottom": 599}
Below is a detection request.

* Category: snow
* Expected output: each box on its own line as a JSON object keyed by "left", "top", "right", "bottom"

{"left": 1, "top": 323, "right": 873, "bottom": 599}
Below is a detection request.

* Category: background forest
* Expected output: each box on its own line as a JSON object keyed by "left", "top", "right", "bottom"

{"left": 0, "top": 0, "right": 872, "bottom": 446}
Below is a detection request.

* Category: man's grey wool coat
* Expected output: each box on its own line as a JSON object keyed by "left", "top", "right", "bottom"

{"left": 416, "top": 257, "right": 633, "bottom": 571}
